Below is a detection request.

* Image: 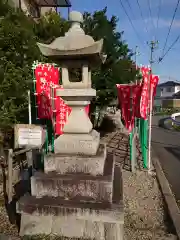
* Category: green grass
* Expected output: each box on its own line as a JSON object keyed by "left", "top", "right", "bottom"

{"left": 154, "top": 111, "right": 177, "bottom": 116}
{"left": 172, "top": 124, "right": 180, "bottom": 131}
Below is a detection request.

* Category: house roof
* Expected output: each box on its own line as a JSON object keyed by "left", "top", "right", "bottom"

{"left": 158, "top": 81, "right": 180, "bottom": 87}
{"left": 33, "top": 0, "right": 71, "bottom": 7}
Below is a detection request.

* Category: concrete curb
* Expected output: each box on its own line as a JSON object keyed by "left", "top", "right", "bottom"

{"left": 152, "top": 150, "right": 180, "bottom": 240}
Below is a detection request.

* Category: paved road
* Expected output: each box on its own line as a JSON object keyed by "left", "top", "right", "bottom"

{"left": 152, "top": 116, "right": 180, "bottom": 201}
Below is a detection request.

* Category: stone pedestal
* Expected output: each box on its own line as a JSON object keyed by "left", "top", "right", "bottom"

{"left": 17, "top": 155, "right": 124, "bottom": 239}
{"left": 17, "top": 10, "right": 124, "bottom": 240}
{"left": 17, "top": 124, "right": 124, "bottom": 239}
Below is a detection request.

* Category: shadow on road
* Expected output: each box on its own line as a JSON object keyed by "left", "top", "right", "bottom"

{"left": 158, "top": 117, "right": 171, "bottom": 129}
{"left": 165, "top": 146, "right": 180, "bottom": 161}
{"left": 152, "top": 140, "right": 180, "bottom": 148}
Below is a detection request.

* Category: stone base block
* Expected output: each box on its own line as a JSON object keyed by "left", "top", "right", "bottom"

{"left": 44, "top": 143, "right": 106, "bottom": 176}
{"left": 54, "top": 129, "right": 100, "bottom": 155}
{"left": 20, "top": 214, "right": 123, "bottom": 240}
{"left": 31, "top": 152, "right": 114, "bottom": 202}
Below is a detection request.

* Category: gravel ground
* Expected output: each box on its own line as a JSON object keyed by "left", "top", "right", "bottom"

{"left": 0, "top": 192, "right": 19, "bottom": 239}
{"left": 123, "top": 169, "right": 177, "bottom": 240}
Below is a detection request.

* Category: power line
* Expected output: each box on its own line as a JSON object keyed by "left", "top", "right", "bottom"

{"left": 159, "top": 35, "right": 180, "bottom": 62}
{"left": 126, "top": 0, "right": 137, "bottom": 22}
{"left": 126, "top": 0, "right": 134, "bottom": 15}
{"left": 156, "top": 0, "right": 162, "bottom": 31}
{"left": 119, "top": 0, "right": 147, "bottom": 49}
{"left": 161, "top": 0, "right": 180, "bottom": 56}
{"left": 147, "top": 0, "right": 156, "bottom": 37}
{"left": 136, "top": 0, "right": 149, "bottom": 35}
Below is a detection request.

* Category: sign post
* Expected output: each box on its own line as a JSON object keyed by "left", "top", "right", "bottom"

{"left": 14, "top": 124, "right": 45, "bottom": 149}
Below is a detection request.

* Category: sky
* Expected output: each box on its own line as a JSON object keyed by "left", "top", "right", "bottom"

{"left": 61, "top": 0, "right": 180, "bottom": 83}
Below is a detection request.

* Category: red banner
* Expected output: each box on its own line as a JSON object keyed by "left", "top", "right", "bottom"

{"left": 151, "top": 75, "right": 159, "bottom": 97}
{"left": 116, "top": 83, "right": 142, "bottom": 132}
{"left": 35, "top": 64, "right": 59, "bottom": 119}
{"left": 54, "top": 86, "right": 71, "bottom": 135}
{"left": 140, "top": 66, "right": 150, "bottom": 76}
{"left": 139, "top": 67, "right": 159, "bottom": 119}
{"left": 133, "top": 83, "right": 143, "bottom": 118}
{"left": 140, "top": 73, "right": 149, "bottom": 119}
{"left": 34, "top": 63, "right": 89, "bottom": 135}
{"left": 116, "top": 66, "right": 159, "bottom": 129}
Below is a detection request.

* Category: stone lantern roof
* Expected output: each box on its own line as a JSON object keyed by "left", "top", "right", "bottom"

{"left": 37, "top": 11, "right": 106, "bottom": 65}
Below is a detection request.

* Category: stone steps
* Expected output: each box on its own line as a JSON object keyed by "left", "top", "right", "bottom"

{"left": 17, "top": 165, "right": 124, "bottom": 238}
{"left": 31, "top": 153, "right": 114, "bottom": 202}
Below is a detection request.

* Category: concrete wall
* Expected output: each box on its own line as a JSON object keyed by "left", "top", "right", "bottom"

{"left": 162, "top": 99, "right": 180, "bottom": 108}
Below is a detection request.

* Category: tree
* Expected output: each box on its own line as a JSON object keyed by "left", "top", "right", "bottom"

{"left": 82, "top": 8, "right": 139, "bottom": 125}
{"left": 34, "top": 11, "right": 70, "bottom": 44}
{"left": 0, "top": 1, "right": 43, "bottom": 145}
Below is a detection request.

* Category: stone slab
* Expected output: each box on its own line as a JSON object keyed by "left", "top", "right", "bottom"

{"left": 17, "top": 165, "right": 123, "bottom": 220}
{"left": 19, "top": 213, "right": 52, "bottom": 236}
{"left": 20, "top": 215, "right": 123, "bottom": 240}
{"left": 54, "top": 129, "right": 100, "bottom": 155}
{"left": 44, "top": 143, "right": 106, "bottom": 175}
{"left": 31, "top": 152, "right": 114, "bottom": 202}
{"left": 56, "top": 88, "right": 96, "bottom": 98}
{"left": 17, "top": 196, "right": 123, "bottom": 223}
{"left": 51, "top": 218, "right": 105, "bottom": 239}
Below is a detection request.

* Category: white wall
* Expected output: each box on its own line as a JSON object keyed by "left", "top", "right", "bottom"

{"left": 156, "top": 86, "right": 179, "bottom": 98}
{"left": 175, "top": 85, "right": 180, "bottom": 93}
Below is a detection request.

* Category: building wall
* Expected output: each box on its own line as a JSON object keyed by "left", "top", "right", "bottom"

{"left": 154, "top": 99, "right": 162, "bottom": 107}
{"left": 8, "top": 0, "right": 55, "bottom": 17}
{"left": 160, "top": 86, "right": 175, "bottom": 97}
{"left": 156, "top": 85, "right": 180, "bottom": 98}
{"left": 40, "top": 7, "right": 56, "bottom": 15}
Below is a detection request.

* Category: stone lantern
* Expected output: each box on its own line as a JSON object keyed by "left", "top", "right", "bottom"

{"left": 17, "top": 11, "right": 124, "bottom": 240}
{"left": 37, "top": 11, "right": 106, "bottom": 155}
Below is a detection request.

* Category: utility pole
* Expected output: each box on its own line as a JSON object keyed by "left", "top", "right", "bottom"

{"left": 147, "top": 40, "right": 158, "bottom": 174}
{"left": 134, "top": 46, "right": 140, "bottom": 85}
{"left": 134, "top": 45, "right": 140, "bottom": 67}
